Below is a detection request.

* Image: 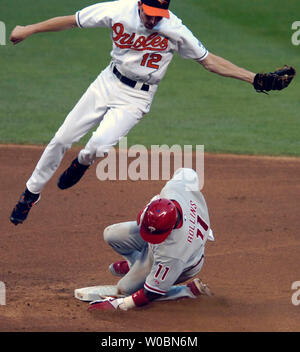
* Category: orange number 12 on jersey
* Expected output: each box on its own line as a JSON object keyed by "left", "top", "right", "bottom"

{"left": 141, "top": 53, "right": 162, "bottom": 69}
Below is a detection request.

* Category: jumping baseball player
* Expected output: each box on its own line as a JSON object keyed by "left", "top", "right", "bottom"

{"left": 9, "top": 0, "right": 295, "bottom": 225}
{"left": 74, "top": 168, "right": 215, "bottom": 311}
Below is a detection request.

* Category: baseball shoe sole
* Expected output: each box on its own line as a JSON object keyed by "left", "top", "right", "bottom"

{"left": 10, "top": 189, "right": 41, "bottom": 226}
{"left": 57, "top": 157, "right": 89, "bottom": 190}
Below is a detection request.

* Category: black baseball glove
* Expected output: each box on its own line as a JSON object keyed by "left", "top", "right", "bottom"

{"left": 253, "top": 65, "right": 296, "bottom": 93}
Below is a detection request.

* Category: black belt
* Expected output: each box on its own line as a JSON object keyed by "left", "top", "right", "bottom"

{"left": 113, "top": 66, "right": 150, "bottom": 92}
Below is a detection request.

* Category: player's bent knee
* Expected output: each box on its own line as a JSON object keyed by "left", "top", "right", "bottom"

{"left": 103, "top": 225, "right": 114, "bottom": 244}
{"left": 103, "top": 225, "right": 123, "bottom": 246}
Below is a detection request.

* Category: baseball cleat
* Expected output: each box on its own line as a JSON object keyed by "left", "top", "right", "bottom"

{"left": 74, "top": 285, "right": 125, "bottom": 301}
{"left": 10, "top": 189, "right": 40, "bottom": 226}
{"left": 57, "top": 157, "right": 89, "bottom": 190}
{"left": 109, "top": 260, "right": 130, "bottom": 277}
{"left": 187, "top": 278, "right": 213, "bottom": 297}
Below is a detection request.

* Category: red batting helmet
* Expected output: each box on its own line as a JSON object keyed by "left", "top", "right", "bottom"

{"left": 138, "top": 198, "right": 178, "bottom": 244}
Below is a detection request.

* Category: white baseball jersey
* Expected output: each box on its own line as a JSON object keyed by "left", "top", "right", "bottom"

{"left": 76, "top": 0, "right": 208, "bottom": 85}
{"left": 144, "top": 168, "right": 213, "bottom": 295}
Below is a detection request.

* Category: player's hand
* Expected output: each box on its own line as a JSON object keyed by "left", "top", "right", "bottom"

{"left": 88, "top": 297, "right": 127, "bottom": 311}
{"left": 10, "top": 25, "right": 32, "bottom": 45}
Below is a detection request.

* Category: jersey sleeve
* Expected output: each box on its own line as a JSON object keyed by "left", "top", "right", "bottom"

{"left": 144, "top": 256, "right": 184, "bottom": 295}
{"left": 175, "top": 23, "right": 208, "bottom": 61}
{"left": 76, "top": 1, "right": 119, "bottom": 29}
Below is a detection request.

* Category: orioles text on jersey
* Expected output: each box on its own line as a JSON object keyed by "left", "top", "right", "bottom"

{"left": 112, "top": 23, "right": 168, "bottom": 51}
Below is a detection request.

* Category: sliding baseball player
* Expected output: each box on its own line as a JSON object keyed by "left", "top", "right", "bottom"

{"left": 75, "top": 168, "right": 215, "bottom": 311}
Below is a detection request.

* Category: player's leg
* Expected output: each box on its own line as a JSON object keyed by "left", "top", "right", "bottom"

{"left": 154, "top": 254, "right": 212, "bottom": 301}
{"left": 78, "top": 106, "right": 142, "bottom": 164}
{"left": 104, "top": 220, "right": 153, "bottom": 295}
{"left": 57, "top": 110, "right": 143, "bottom": 189}
{"left": 103, "top": 221, "right": 146, "bottom": 267}
{"left": 10, "top": 71, "right": 110, "bottom": 225}
{"left": 57, "top": 105, "right": 143, "bottom": 190}
{"left": 154, "top": 279, "right": 212, "bottom": 301}
{"left": 74, "top": 221, "right": 147, "bottom": 301}
{"left": 59, "top": 68, "right": 154, "bottom": 189}
{"left": 26, "top": 78, "right": 110, "bottom": 194}
{"left": 116, "top": 244, "right": 153, "bottom": 295}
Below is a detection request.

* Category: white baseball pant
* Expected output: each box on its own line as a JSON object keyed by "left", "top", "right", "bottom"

{"left": 104, "top": 221, "right": 205, "bottom": 301}
{"left": 26, "top": 64, "right": 157, "bottom": 194}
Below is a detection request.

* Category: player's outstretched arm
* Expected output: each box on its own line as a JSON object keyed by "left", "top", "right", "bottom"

{"left": 198, "top": 53, "right": 255, "bottom": 84}
{"left": 10, "top": 15, "right": 78, "bottom": 45}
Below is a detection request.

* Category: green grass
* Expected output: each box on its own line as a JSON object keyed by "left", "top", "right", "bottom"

{"left": 0, "top": 0, "right": 299, "bottom": 155}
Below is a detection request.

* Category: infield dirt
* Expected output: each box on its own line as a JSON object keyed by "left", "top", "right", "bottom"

{"left": 0, "top": 145, "right": 299, "bottom": 332}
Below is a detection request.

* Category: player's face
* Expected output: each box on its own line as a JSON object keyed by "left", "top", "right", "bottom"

{"left": 138, "top": 3, "right": 162, "bottom": 30}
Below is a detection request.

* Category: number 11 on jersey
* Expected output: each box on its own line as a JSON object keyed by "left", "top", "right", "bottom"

{"left": 141, "top": 53, "right": 162, "bottom": 69}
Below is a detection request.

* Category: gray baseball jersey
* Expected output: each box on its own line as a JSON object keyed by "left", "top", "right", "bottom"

{"left": 144, "top": 168, "right": 212, "bottom": 295}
